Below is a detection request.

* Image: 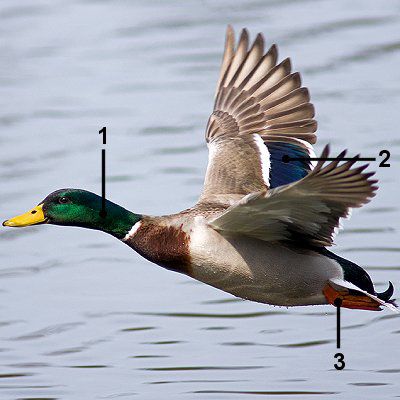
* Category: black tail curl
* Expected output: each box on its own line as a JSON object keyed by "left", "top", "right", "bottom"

{"left": 376, "top": 281, "right": 396, "bottom": 305}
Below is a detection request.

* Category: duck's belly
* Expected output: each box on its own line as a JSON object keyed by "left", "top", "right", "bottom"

{"left": 189, "top": 223, "right": 343, "bottom": 306}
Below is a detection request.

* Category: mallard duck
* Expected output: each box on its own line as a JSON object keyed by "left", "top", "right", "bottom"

{"left": 3, "top": 26, "right": 396, "bottom": 312}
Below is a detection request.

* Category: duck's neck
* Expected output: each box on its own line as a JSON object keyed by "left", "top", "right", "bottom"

{"left": 88, "top": 201, "right": 142, "bottom": 239}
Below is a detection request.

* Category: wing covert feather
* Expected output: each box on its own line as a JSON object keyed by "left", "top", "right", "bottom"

{"left": 209, "top": 146, "right": 378, "bottom": 246}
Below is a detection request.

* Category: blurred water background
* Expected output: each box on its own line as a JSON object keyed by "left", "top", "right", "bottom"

{"left": 1, "top": 0, "right": 400, "bottom": 399}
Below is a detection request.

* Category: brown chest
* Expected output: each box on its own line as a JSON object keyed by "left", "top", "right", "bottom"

{"left": 125, "top": 222, "right": 192, "bottom": 275}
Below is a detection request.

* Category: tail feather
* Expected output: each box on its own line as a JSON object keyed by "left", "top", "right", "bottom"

{"left": 377, "top": 281, "right": 395, "bottom": 302}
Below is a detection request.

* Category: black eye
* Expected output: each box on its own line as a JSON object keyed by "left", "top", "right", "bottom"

{"left": 59, "top": 196, "right": 70, "bottom": 204}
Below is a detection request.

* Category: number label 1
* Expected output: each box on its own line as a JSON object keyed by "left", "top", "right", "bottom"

{"left": 334, "top": 352, "right": 345, "bottom": 370}
{"left": 379, "top": 150, "right": 390, "bottom": 167}
{"left": 99, "top": 126, "right": 106, "bottom": 145}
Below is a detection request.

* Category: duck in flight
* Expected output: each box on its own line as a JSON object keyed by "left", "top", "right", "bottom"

{"left": 3, "top": 26, "right": 397, "bottom": 312}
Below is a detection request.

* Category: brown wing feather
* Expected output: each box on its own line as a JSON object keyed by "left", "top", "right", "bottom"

{"left": 201, "top": 26, "right": 318, "bottom": 203}
{"left": 206, "top": 26, "right": 317, "bottom": 144}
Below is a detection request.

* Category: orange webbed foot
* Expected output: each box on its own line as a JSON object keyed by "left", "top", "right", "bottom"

{"left": 323, "top": 283, "right": 381, "bottom": 311}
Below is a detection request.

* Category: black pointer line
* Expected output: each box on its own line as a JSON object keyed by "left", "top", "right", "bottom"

{"left": 100, "top": 149, "right": 107, "bottom": 218}
{"left": 334, "top": 298, "right": 342, "bottom": 349}
{"left": 99, "top": 126, "right": 107, "bottom": 218}
{"left": 282, "top": 155, "right": 376, "bottom": 163}
{"left": 99, "top": 127, "right": 107, "bottom": 218}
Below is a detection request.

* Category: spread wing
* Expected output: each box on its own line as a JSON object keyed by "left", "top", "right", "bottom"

{"left": 208, "top": 146, "right": 378, "bottom": 247}
{"left": 199, "top": 26, "right": 317, "bottom": 205}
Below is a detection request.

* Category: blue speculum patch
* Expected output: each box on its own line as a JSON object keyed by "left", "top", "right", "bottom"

{"left": 266, "top": 142, "right": 311, "bottom": 188}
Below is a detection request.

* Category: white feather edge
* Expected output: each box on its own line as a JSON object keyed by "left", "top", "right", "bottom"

{"left": 295, "top": 137, "right": 317, "bottom": 169}
{"left": 329, "top": 278, "right": 399, "bottom": 313}
{"left": 253, "top": 134, "right": 271, "bottom": 187}
{"left": 122, "top": 220, "right": 142, "bottom": 242}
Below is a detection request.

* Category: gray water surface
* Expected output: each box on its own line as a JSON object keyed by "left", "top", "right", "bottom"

{"left": 1, "top": 1, "right": 400, "bottom": 399}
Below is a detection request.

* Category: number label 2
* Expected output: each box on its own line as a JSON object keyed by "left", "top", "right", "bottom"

{"left": 379, "top": 150, "right": 390, "bottom": 167}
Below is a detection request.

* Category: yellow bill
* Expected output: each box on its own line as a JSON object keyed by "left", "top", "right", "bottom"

{"left": 2, "top": 204, "right": 47, "bottom": 227}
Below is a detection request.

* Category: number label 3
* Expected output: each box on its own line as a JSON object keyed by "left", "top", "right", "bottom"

{"left": 334, "top": 352, "right": 345, "bottom": 370}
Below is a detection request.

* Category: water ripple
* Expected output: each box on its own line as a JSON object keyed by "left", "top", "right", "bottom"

{"left": 278, "top": 339, "right": 332, "bottom": 348}
{"left": 0, "top": 4, "right": 46, "bottom": 19}
{"left": 10, "top": 322, "right": 84, "bottom": 341}
{"left": 120, "top": 326, "right": 156, "bottom": 332}
{"left": 189, "top": 390, "right": 338, "bottom": 395}
{"left": 139, "top": 125, "right": 194, "bottom": 136}
{"left": 154, "top": 144, "right": 203, "bottom": 155}
{"left": 146, "top": 379, "right": 245, "bottom": 385}
{"left": 350, "top": 382, "right": 389, "bottom": 386}
{"left": 306, "top": 41, "right": 400, "bottom": 75}
{"left": 137, "top": 311, "right": 284, "bottom": 319}
{"left": 0, "top": 260, "right": 62, "bottom": 279}
{"left": 280, "top": 16, "right": 397, "bottom": 44}
{"left": 44, "top": 346, "right": 85, "bottom": 356}
{"left": 129, "top": 355, "right": 170, "bottom": 359}
{"left": 140, "top": 365, "right": 266, "bottom": 371}
{"left": 341, "top": 247, "right": 400, "bottom": 253}
{"left": 0, "top": 372, "right": 33, "bottom": 378}
{"left": 142, "top": 340, "right": 184, "bottom": 345}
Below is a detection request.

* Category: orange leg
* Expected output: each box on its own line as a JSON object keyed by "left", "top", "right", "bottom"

{"left": 323, "top": 283, "right": 381, "bottom": 311}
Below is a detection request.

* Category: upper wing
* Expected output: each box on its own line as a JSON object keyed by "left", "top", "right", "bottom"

{"left": 208, "top": 146, "right": 378, "bottom": 247}
{"left": 199, "top": 26, "right": 317, "bottom": 204}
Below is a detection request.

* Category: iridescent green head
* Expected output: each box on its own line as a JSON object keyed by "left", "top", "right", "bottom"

{"left": 2, "top": 188, "right": 141, "bottom": 240}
